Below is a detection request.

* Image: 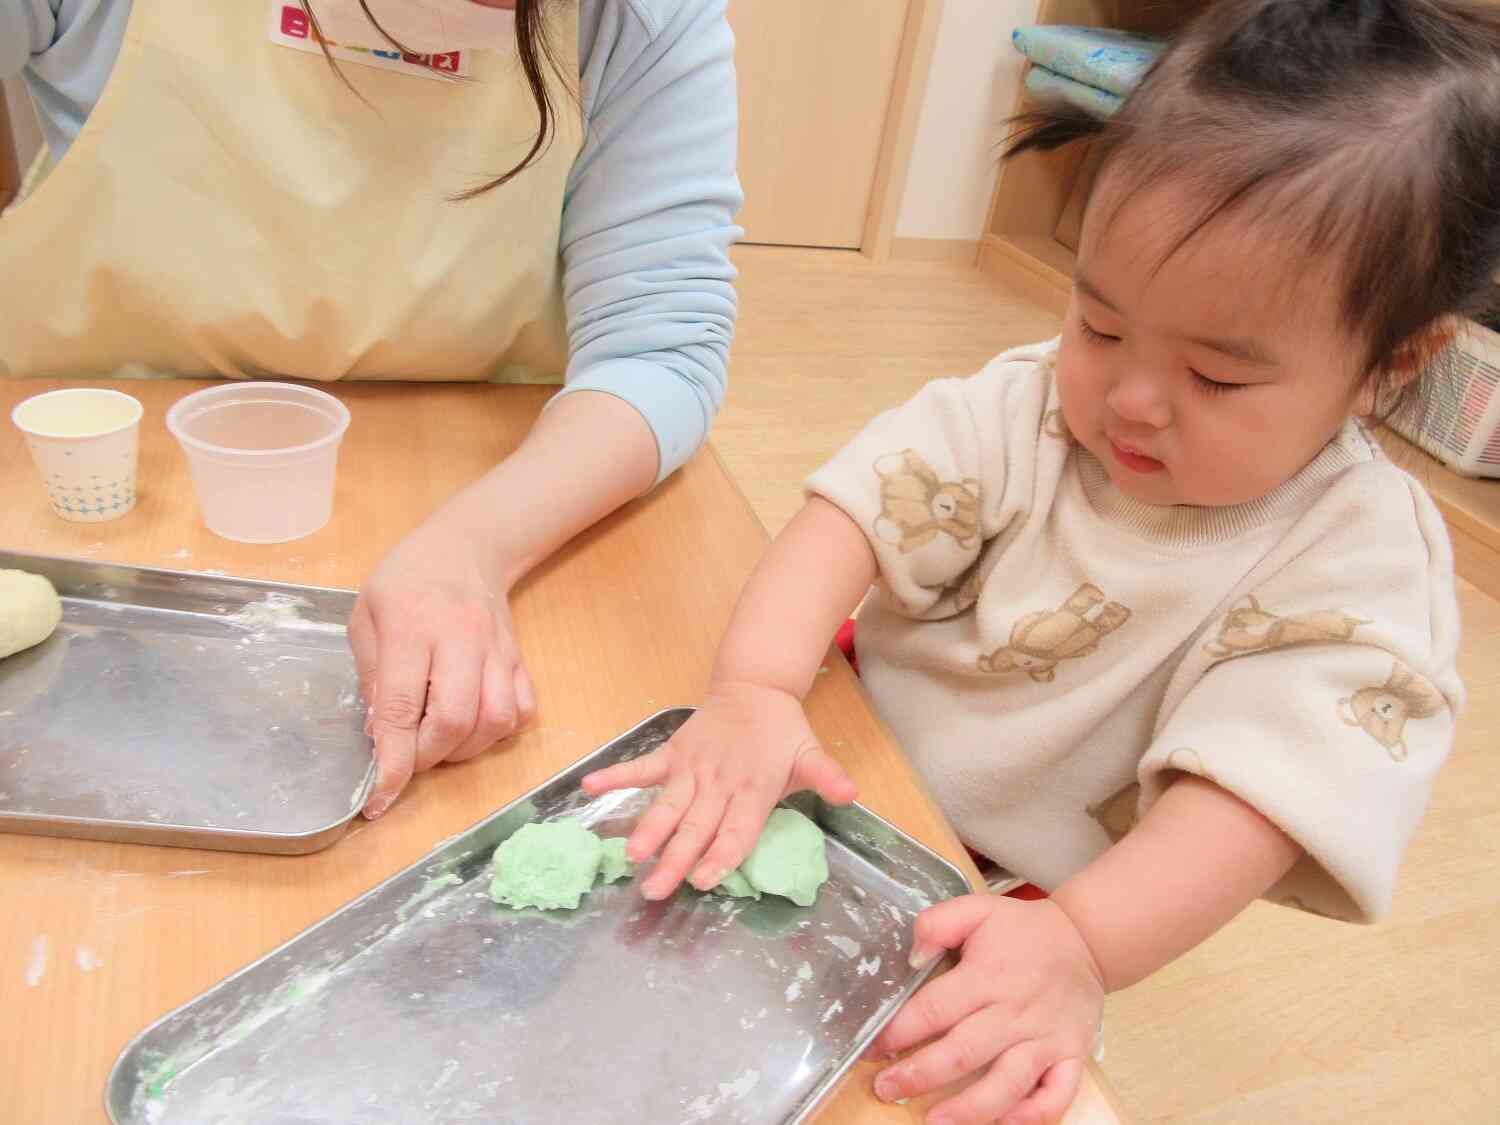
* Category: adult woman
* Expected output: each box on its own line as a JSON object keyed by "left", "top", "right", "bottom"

{"left": 0, "top": 0, "right": 742, "bottom": 816}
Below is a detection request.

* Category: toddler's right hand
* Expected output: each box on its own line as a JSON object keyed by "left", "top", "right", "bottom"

{"left": 580, "top": 680, "right": 857, "bottom": 900}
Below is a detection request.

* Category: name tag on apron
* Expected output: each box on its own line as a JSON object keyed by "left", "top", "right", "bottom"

{"left": 266, "top": 2, "right": 472, "bottom": 79}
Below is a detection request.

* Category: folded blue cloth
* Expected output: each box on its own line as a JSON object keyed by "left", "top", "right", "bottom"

{"left": 1024, "top": 66, "right": 1124, "bottom": 118}
{"left": 1011, "top": 25, "right": 1165, "bottom": 97}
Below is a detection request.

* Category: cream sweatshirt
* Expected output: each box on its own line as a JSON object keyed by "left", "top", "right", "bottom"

{"left": 807, "top": 340, "right": 1463, "bottom": 922}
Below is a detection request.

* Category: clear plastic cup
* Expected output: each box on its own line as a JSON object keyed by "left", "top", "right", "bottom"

{"left": 166, "top": 382, "right": 351, "bottom": 544}
{"left": 12, "top": 388, "right": 144, "bottom": 523}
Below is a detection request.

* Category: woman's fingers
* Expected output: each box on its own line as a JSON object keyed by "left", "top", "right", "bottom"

{"left": 414, "top": 639, "right": 483, "bottom": 773}
{"left": 513, "top": 663, "right": 537, "bottom": 728}
{"left": 446, "top": 653, "right": 513, "bottom": 764}
{"left": 362, "top": 629, "right": 433, "bottom": 819}
{"left": 348, "top": 596, "right": 379, "bottom": 723}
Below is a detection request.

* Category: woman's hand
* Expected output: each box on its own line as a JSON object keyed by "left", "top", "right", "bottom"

{"left": 580, "top": 680, "right": 857, "bottom": 899}
{"left": 346, "top": 390, "right": 662, "bottom": 820}
{"left": 869, "top": 895, "right": 1105, "bottom": 1125}
{"left": 349, "top": 514, "right": 535, "bottom": 819}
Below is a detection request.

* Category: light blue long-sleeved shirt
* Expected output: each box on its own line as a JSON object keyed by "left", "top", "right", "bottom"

{"left": 0, "top": 0, "right": 742, "bottom": 482}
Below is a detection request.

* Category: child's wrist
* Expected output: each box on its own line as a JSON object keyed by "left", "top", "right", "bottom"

{"left": 705, "top": 672, "right": 803, "bottom": 705}
{"left": 1048, "top": 882, "right": 1116, "bottom": 993}
{"left": 708, "top": 656, "right": 812, "bottom": 702}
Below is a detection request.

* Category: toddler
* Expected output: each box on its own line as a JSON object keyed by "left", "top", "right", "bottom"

{"left": 586, "top": 1, "right": 1497, "bottom": 1121}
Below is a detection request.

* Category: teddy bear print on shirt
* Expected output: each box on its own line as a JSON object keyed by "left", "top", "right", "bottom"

{"left": 1086, "top": 781, "right": 1139, "bottom": 843}
{"left": 1203, "top": 594, "right": 1368, "bottom": 659}
{"left": 872, "top": 450, "right": 980, "bottom": 553}
{"left": 1339, "top": 660, "right": 1446, "bottom": 761}
{"left": 978, "top": 582, "right": 1131, "bottom": 682}
{"left": 941, "top": 557, "right": 987, "bottom": 613}
{"left": 1042, "top": 408, "right": 1071, "bottom": 442}
{"left": 1202, "top": 597, "right": 1442, "bottom": 762}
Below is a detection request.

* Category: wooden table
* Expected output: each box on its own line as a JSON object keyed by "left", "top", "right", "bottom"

{"left": 0, "top": 378, "right": 1127, "bottom": 1124}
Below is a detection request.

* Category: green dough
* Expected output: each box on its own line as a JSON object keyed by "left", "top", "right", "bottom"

{"left": 741, "top": 808, "right": 829, "bottom": 906}
{"left": 598, "top": 837, "right": 635, "bottom": 884}
{"left": 712, "top": 867, "right": 761, "bottom": 900}
{"left": 489, "top": 819, "right": 603, "bottom": 910}
{"left": 715, "top": 807, "right": 829, "bottom": 907}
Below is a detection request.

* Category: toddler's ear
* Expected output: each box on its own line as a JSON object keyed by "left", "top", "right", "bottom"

{"left": 1359, "top": 317, "right": 1459, "bottom": 415}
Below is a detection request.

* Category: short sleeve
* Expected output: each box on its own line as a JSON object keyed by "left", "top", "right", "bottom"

{"left": 1139, "top": 467, "right": 1464, "bottom": 923}
{"left": 804, "top": 343, "right": 1057, "bottom": 617}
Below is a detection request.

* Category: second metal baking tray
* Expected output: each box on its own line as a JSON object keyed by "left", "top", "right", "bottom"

{"left": 106, "top": 707, "right": 972, "bottom": 1124}
{"left": 0, "top": 550, "right": 374, "bottom": 853}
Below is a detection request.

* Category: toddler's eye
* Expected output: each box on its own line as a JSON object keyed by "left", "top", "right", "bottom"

{"left": 1080, "top": 319, "right": 1119, "bottom": 345}
{"left": 1192, "top": 369, "right": 1246, "bottom": 394}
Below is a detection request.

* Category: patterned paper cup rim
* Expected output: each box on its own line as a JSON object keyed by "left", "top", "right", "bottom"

{"left": 12, "top": 388, "right": 145, "bottom": 441}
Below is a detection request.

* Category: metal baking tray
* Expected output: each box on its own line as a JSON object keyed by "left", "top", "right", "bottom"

{"left": 107, "top": 708, "right": 971, "bottom": 1124}
{"left": 0, "top": 550, "right": 374, "bottom": 854}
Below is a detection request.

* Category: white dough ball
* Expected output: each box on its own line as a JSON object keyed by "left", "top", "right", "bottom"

{"left": 0, "top": 569, "right": 63, "bottom": 660}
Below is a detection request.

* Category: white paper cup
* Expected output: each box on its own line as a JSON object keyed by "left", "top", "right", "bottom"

{"left": 166, "top": 382, "right": 351, "bottom": 544}
{"left": 11, "top": 388, "right": 144, "bottom": 523}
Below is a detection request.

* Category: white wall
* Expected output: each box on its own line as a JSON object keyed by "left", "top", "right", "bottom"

{"left": 896, "top": 0, "right": 1038, "bottom": 241}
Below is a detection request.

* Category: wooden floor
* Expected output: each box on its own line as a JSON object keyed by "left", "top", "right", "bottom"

{"left": 718, "top": 245, "right": 1500, "bottom": 1124}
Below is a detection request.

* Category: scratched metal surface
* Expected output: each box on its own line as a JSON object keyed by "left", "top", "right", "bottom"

{"left": 107, "top": 709, "right": 970, "bottom": 1125}
{"left": 0, "top": 551, "right": 374, "bottom": 854}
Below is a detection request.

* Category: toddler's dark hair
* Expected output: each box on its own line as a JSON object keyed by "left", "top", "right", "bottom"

{"left": 1006, "top": 0, "right": 1500, "bottom": 411}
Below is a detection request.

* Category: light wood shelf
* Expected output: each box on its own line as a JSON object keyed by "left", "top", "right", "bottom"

{"left": 980, "top": 0, "right": 1208, "bottom": 298}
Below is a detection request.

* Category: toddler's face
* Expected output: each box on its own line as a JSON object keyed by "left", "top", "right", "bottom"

{"left": 1055, "top": 171, "right": 1370, "bottom": 508}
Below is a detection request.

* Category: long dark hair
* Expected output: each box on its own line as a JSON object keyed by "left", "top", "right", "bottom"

{"left": 299, "top": 0, "right": 569, "bottom": 199}
{"left": 1005, "top": 0, "right": 1500, "bottom": 412}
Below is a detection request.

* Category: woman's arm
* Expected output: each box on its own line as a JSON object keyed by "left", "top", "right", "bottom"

{"left": 0, "top": 0, "right": 50, "bottom": 80}
{"left": 354, "top": 0, "right": 744, "bottom": 815}
{"left": 436, "top": 388, "right": 659, "bottom": 590}
{"left": 555, "top": 0, "right": 743, "bottom": 482}
{"left": 0, "top": 0, "right": 131, "bottom": 160}
{"left": 353, "top": 389, "right": 657, "bottom": 817}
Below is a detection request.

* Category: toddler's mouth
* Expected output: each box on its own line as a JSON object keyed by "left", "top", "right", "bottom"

{"left": 1108, "top": 438, "right": 1165, "bottom": 473}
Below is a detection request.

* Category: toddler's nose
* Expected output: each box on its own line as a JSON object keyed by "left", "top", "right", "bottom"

{"left": 1105, "top": 370, "right": 1172, "bottom": 430}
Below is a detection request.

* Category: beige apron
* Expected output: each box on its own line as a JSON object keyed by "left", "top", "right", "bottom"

{"left": 0, "top": 0, "right": 582, "bottom": 383}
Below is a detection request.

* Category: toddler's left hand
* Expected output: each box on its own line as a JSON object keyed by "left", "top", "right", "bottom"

{"left": 869, "top": 895, "right": 1105, "bottom": 1125}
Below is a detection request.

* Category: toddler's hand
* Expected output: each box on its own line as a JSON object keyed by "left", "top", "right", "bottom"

{"left": 579, "top": 680, "right": 856, "bottom": 899}
{"left": 870, "top": 895, "right": 1105, "bottom": 1125}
